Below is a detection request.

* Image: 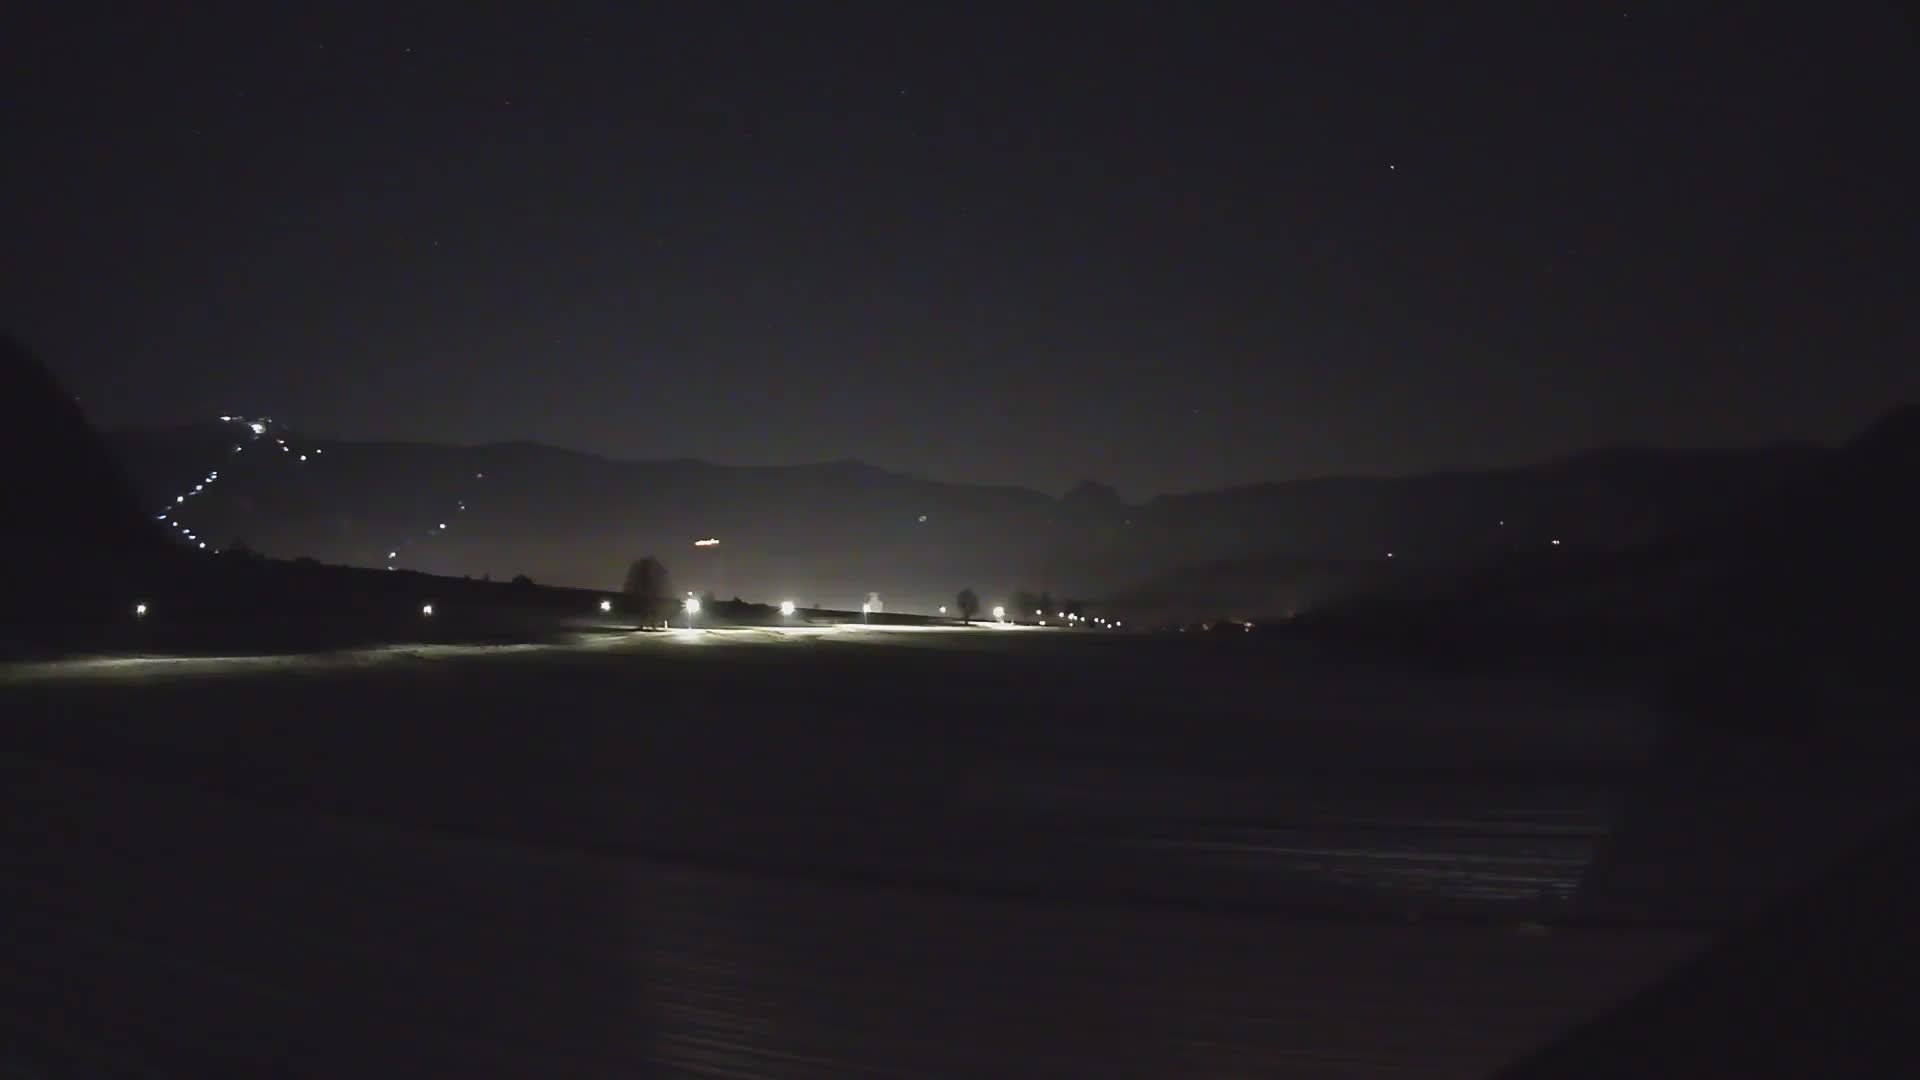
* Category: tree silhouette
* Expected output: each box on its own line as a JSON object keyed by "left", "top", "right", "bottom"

{"left": 956, "top": 588, "right": 980, "bottom": 623}
{"left": 623, "top": 555, "right": 669, "bottom": 599}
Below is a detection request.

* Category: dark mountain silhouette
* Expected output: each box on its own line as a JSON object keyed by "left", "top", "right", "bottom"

{"left": 104, "top": 422, "right": 1831, "bottom": 615}
{"left": 1274, "top": 401, "right": 1904, "bottom": 645}
{"left": 1, "top": 334, "right": 174, "bottom": 617}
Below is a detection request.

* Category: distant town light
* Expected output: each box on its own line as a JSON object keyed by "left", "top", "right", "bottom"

{"left": 1551, "top": 539, "right": 1562, "bottom": 546}
{"left": 299, "top": 454, "right": 307, "bottom": 461}
{"left": 599, "top": 599, "right": 613, "bottom": 613}
{"left": 388, "top": 551, "right": 398, "bottom": 559}
{"left": 176, "top": 496, "right": 184, "bottom": 503}
{"left": 780, "top": 600, "right": 797, "bottom": 616}
{"left": 134, "top": 602, "right": 147, "bottom": 617}
{"left": 421, "top": 603, "right": 434, "bottom": 616}
{"left": 248, "top": 422, "right": 265, "bottom": 435}
{"left": 220, "top": 415, "right": 232, "bottom": 422}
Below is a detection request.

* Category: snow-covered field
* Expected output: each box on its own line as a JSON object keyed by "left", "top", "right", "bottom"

{"left": 5, "top": 627, "right": 1881, "bottom": 1075}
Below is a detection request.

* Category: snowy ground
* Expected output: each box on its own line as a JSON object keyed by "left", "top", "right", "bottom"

{"left": 2, "top": 626, "right": 1865, "bottom": 1076}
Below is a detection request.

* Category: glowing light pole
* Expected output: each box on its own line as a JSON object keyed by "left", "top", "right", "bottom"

{"left": 861, "top": 601, "right": 871, "bottom": 624}
{"left": 599, "top": 598, "right": 613, "bottom": 613}
{"left": 684, "top": 595, "right": 701, "bottom": 630}
{"left": 992, "top": 605, "right": 1005, "bottom": 622}
{"left": 780, "top": 600, "right": 797, "bottom": 617}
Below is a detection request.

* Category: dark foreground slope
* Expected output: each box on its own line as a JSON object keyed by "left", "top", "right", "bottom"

{"left": 1498, "top": 802, "right": 1920, "bottom": 1079}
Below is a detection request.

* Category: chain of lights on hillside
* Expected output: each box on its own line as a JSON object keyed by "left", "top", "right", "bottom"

{"left": 146, "top": 420, "right": 1143, "bottom": 629}
{"left": 155, "top": 415, "right": 478, "bottom": 570}
{"left": 153, "top": 416, "right": 309, "bottom": 551}
{"left": 383, "top": 473, "right": 482, "bottom": 572}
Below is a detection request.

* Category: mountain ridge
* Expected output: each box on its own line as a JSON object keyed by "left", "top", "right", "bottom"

{"left": 104, "top": 416, "right": 1854, "bottom": 615}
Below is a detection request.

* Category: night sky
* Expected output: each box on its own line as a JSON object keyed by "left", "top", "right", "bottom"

{"left": 6, "top": 3, "right": 1912, "bottom": 496}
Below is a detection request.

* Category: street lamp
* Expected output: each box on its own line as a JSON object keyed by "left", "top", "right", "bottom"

{"left": 599, "top": 599, "right": 613, "bottom": 613}
{"left": 992, "top": 605, "right": 1005, "bottom": 621}
{"left": 421, "top": 603, "right": 434, "bottom": 617}
{"left": 780, "top": 600, "right": 796, "bottom": 616}
{"left": 683, "top": 595, "right": 700, "bottom": 629}
{"left": 938, "top": 605, "right": 947, "bottom": 614}
{"left": 134, "top": 602, "right": 148, "bottom": 618}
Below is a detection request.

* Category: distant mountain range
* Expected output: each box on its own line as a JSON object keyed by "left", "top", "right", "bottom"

{"left": 1291, "top": 403, "right": 1920, "bottom": 680}
{"left": 105, "top": 421, "right": 1834, "bottom": 618}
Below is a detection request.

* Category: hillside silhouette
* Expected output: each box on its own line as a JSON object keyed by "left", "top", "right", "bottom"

{"left": 106, "top": 421, "right": 1826, "bottom": 616}
{"left": 1, "top": 333, "right": 174, "bottom": 619}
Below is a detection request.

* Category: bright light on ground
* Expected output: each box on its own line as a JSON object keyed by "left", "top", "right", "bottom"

{"left": 599, "top": 599, "right": 612, "bottom": 613}
{"left": 780, "top": 600, "right": 796, "bottom": 616}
